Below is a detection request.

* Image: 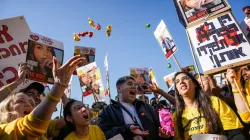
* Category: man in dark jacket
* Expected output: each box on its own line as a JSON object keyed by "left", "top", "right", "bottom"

{"left": 98, "top": 76, "right": 168, "bottom": 140}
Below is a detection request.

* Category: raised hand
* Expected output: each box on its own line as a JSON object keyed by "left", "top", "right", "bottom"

{"left": 130, "top": 125, "right": 149, "bottom": 137}
{"left": 148, "top": 83, "right": 161, "bottom": 94}
{"left": 53, "top": 55, "right": 84, "bottom": 85}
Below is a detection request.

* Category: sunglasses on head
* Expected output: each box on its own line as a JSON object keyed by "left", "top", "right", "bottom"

{"left": 175, "top": 75, "right": 190, "bottom": 84}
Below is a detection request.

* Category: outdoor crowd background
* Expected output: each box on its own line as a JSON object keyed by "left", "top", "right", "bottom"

{"left": 0, "top": 0, "right": 249, "bottom": 119}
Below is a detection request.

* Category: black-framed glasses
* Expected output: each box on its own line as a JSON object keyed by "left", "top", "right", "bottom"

{"left": 175, "top": 76, "right": 190, "bottom": 84}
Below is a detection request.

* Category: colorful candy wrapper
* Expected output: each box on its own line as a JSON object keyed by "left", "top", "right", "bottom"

{"left": 88, "top": 18, "right": 95, "bottom": 28}
{"left": 159, "top": 108, "right": 174, "bottom": 136}
{"left": 73, "top": 33, "right": 80, "bottom": 41}
{"left": 96, "top": 23, "right": 101, "bottom": 30}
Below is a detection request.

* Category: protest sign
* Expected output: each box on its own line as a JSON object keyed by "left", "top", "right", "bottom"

{"left": 130, "top": 68, "right": 151, "bottom": 94}
{"left": 77, "top": 62, "right": 97, "bottom": 97}
{"left": 26, "top": 32, "right": 64, "bottom": 84}
{"left": 175, "top": 0, "right": 231, "bottom": 27}
{"left": 0, "top": 16, "right": 30, "bottom": 87}
{"left": 182, "top": 65, "right": 196, "bottom": 75}
{"left": 73, "top": 46, "right": 95, "bottom": 74}
{"left": 154, "top": 20, "right": 178, "bottom": 60}
{"left": 93, "top": 68, "right": 105, "bottom": 102}
{"left": 149, "top": 68, "right": 158, "bottom": 87}
{"left": 187, "top": 12, "right": 250, "bottom": 75}
{"left": 192, "top": 134, "right": 227, "bottom": 140}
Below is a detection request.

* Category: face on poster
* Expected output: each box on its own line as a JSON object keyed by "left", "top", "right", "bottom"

{"left": 0, "top": 16, "right": 30, "bottom": 87}
{"left": 163, "top": 72, "right": 177, "bottom": 88}
{"left": 26, "top": 32, "right": 64, "bottom": 84}
{"left": 77, "top": 62, "right": 97, "bottom": 97}
{"left": 177, "top": 0, "right": 230, "bottom": 26}
{"left": 130, "top": 68, "right": 151, "bottom": 94}
{"left": 240, "top": 6, "right": 250, "bottom": 42}
{"left": 154, "top": 20, "right": 178, "bottom": 60}
{"left": 74, "top": 46, "right": 95, "bottom": 67}
{"left": 187, "top": 12, "right": 250, "bottom": 74}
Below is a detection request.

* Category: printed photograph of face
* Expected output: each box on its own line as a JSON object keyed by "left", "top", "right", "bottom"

{"left": 131, "top": 73, "right": 151, "bottom": 93}
{"left": 160, "top": 29, "right": 177, "bottom": 59}
{"left": 179, "top": 0, "right": 224, "bottom": 19}
{"left": 79, "top": 70, "right": 100, "bottom": 96}
{"left": 27, "top": 40, "right": 63, "bottom": 81}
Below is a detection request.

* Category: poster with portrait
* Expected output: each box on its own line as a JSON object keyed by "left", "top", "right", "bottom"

{"left": 240, "top": 6, "right": 250, "bottom": 42}
{"left": 26, "top": 32, "right": 64, "bottom": 84}
{"left": 0, "top": 16, "right": 30, "bottom": 87}
{"left": 175, "top": 0, "right": 231, "bottom": 27}
{"left": 192, "top": 134, "right": 227, "bottom": 140}
{"left": 182, "top": 65, "right": 195, "bottom": 75}
{"left": 94, "top": 68, "right": 106, "bottom": 102}
{"left": 154, "top": 20, "right": 178, "bottom": 60}
{"left": 76, "top": 62, "right": 97, "bottom": 97}
{"left": 187, "top": 12, "right": 250, "bottom": 75}
{"left": 163, "top": 71, "right": 177, "bottom": 89}
{"left": 73, "top": 46, "right": 95, "bottom": 74}
{"left": 130, "top": 68, "right": 151, "bottom": 94}
{"left": 149, "top": 68, "right": 159, "bottom": 87}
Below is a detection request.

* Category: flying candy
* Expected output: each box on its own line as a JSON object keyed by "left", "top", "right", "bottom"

{"left": 167, "top": 63, "right": 171, "bottom": 69}
{"left": 106, "top": 25, "right": 112, "bottom": 37}
{"left": 145, "top": 24, "right": 150, "bottom": 28}
{"left": 88, "top": 32, "right": 94, "bottom": 38}
{"left": 96, "top": 23, "right": 101, "bottom": 30}
{"left": 73, "top": 33, "right": 80, "bottom": 42}
{"left": 78, "top": 31, "right": 88, "bottom": 37}
{"left": 88, "top": 18, "right": 95, "bottom": 28}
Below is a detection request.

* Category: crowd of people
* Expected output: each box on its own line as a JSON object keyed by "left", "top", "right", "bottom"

{"left": 0, "top": 54, "right": 249, "bottom": 140}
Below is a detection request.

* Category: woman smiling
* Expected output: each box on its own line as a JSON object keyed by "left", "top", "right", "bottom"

{"left": 173, "top": 72, "right": 245, "bottom": 140}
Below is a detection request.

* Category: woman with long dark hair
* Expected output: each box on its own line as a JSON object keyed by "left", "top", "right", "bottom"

{"left": 56, "top": 99, "right": 105, "bottom": 140}
{"left": 173, "top": 72, "right": 245, "bottom": 140}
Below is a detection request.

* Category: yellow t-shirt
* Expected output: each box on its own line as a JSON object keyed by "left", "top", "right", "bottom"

{"left": 64, "top": 125, "right": 106, "bottom": 140}
{"left": 0, "top": 114, "right": 50, "bottom": 140}
{"left": 175, "top": 96, "right": 243, "bottom": 140}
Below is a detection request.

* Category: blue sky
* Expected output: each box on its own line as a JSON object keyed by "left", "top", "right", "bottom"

{"left": 1, "top": 0, "right": 249, "bottom": 118}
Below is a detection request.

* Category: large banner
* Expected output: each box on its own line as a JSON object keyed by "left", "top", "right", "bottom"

{"left": 187, "top": 12, "right": 250, "bottom": 75}
{"left": 130, "top": 68, "right": 151, "bottom": 94}
{"left": 175, "top": 0, "right": 231, "bottom": 27}
{"left": 154, "top": 20, "right": 178, "bottom": 60}
{"left": 77, "top": 62, "right": 97, "bottom": 97}
{"left": 0, "top": 16, "right": 30, "bottom": 87}
{"left": 26, "top": 32, "right": 64, "bottom": 84}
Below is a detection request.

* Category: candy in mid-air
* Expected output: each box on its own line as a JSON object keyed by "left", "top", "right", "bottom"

{"left": 96, "top": 23, "right": 101, "bottom": 30}
{"left": 145, "top": 24, "right": 150, "bottom": 28}
{"left": 73, "top": 33, "right": 80, "bottom": 41}
{"left": 167, "top": 63, "right": 171, "bottom": 69}
{"left": 106, "top": 25, "right": 112, "bottom": 37}
{"left": 88, "top": 18, "right": 95, "bottom": 28}
{"left": 106, "top": 25, "right": 112, "bottom": 33}
{"left": 88, "top": 32, "right": 94, "bottom": 38}
{"left": 106, "top": 32, "right": 111, "bottom": 37}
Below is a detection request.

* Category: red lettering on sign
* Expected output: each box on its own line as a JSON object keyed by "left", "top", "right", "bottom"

{"left": 0, "top": 25, "right": 13, "bottom": 43}
{"left": 0, "top": 48, "right": 11, "bottom": 59}
{"left": 3, "top": 67, "right": 18, "bottom": 84}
